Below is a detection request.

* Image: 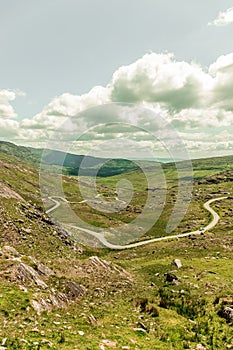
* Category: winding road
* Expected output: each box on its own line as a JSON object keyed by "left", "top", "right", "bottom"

{"left": 46, "top": 196, "right": 227, "bottom": 250}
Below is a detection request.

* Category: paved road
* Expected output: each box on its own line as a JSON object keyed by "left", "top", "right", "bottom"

{"left": 46, "top": 196, "right": 227, "bottom": 250}
{"left": 46, "top": 196, "right": 68, "bottom": 214}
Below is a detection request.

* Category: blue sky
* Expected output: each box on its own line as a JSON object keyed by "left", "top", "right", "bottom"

{"left": 1, "top": 1, "right": 233, "bottom": 159}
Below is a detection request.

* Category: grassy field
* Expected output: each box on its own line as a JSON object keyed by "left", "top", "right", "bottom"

{"left": 0, "top": 147, "right": 232, "bottom": 349}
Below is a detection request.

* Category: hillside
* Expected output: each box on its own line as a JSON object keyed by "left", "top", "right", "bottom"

{"left": 0, "top": 141, "right": 141, "bottom": 177}
{"left": 1, "top": 140, "right": 233, "bottom": 179}
{"left": 0, "top": 145, "right": 232, "bottom": 349}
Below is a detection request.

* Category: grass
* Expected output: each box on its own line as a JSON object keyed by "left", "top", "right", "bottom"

{"left": 0, "top": 146, "right": 232, "bottom": 349}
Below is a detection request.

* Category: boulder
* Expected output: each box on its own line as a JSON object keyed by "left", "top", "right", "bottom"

{"left": 66, "top": 281, "right": 86, "bottom": 299}
{"left": 219, "top": 306, "right": 233, "bottom": 323}
{"left": 164, "top": 273, "right": 178, "bottom": 283}
{"left": 171, "top": 259, "right": 182, "bottom": 269}
{"left": 14, "top": 263, "right": 48, "bottom": 289}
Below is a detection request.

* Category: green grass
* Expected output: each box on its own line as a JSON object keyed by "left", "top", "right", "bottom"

{"left": 0, "top": 146, "right": 232, "bottom": 349}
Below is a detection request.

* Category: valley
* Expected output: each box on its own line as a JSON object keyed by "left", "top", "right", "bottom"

{"left": 0, "top": 142, "right": 232, "bottom": 350}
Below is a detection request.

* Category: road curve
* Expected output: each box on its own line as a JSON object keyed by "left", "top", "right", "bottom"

{"left": 46, "top": 196, "right": 227, "bottom": 250}
{"left": 46, "top": 196, "right": 68, "bottom": 214}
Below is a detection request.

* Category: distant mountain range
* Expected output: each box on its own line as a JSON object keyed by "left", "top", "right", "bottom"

{"left": 0, "top": 141, "right": 150, "bottom": 177}
{"left": 1, "top": 140, "right": 233, "bottom": 178}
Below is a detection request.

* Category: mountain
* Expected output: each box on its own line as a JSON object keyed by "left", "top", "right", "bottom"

{"left": 0, "top": 141, "right": 140, "bottom": 177}
{"left": 0, "top": 142, "right": 232, "bottom": 349}
{"left": 0, "top": 141, "right": 40, "bottom": 166}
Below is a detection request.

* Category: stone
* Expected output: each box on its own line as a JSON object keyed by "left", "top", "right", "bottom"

{"left": 196, "top": 344, "right": 206, "bottom": 350}
{"left": 30, "top": 258, "right": 55, "bottom": 277}
{"left": 88, "top": 256, "right": 131, "bottom": 278}
{"left": 133, "top": 328, "right": 147, "bottom": 334}
{"left": 1, "top": 339, "right": 7, "bottom": 346}
{"left": 15, "top": 263, "right": 48, "bottom": 289}
{"left": 172, "top": 259, "right": 182, "bottom": 269}
{"left": 137, "top": 321, "right": 147, "bottom": 331}
{"left": 220, "top": 306, "right": 233, "bottom": 323}
{"left": 89, "top": 314, "right": 98, "bottom": 326}
{"left": 2, "top": 245, "right": 20, "bottom": 257}
{"left": 66, "top": 281, "right": 86, "bottom": 299}
{"left": 164, "top": 273, "right": 178, "bottom": 283}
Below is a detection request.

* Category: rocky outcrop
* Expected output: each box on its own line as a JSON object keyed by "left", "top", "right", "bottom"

{"left": 31, "top": 292, "right": 68, "bottom": 315}
{"left": 14, "top": 263, "right": 48, "bottom": 289}
{"left": 0, "top": 182, "right": 24, "bottom": 200}
{"left": 0, "top": 245, "right": 86, "bottom": 314}
{"left": 30, "top": 281, "right": 86, "bottom": 315}
{"left": 66, "top": 281, "right": 86, "bottom": 299}
{"left": 30, "top": 257, "right": 55, "bottom": 277}
{"left": 85, "top": 256, "right": 131, "bottom": 279}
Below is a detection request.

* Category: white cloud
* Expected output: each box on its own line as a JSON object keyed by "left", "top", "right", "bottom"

{"left": 45, "top": 86, "right": 110, "bottom": 117}
{"left": 0, "top": 90, "right": 21, "bottom": 139}
{"left": 171, "top": 108, "right": 233, "bottom": 129}
{"left": 208, "top": 53, "right": 233, "bottom": 110}
{"left": 110, "top": 53, "right": 212, "bottom": 111}
{"left": 0, "top": 119, "right": 19, "bottom": 138}
{"left": 0, "top": 90, "right": 18, "bottom": 119}
{"left": 2, "top": 53, "right": 233, "bottom": 159}
{"left": 20, "top": 86, "right": 110, "bottom": 132}
{"left": 209, "top": 53, "right": 233, "bottom": 74}
{"left": 18, "top": 52, "right": 233, "bottom": 139}
{"left": 208, "top": 7, "right": 233, "bottom": 27}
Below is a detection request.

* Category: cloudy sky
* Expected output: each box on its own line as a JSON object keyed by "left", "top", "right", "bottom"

{"left": 1, "top": 0, "right": 233, "bottom": 159}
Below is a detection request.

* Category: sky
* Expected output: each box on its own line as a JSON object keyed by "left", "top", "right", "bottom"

{"left": 1, "top": 0, "right": 233, "bottom": 159}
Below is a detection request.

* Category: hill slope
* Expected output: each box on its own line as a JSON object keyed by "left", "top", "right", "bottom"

{"left": 0, "top": 145, "right": 232, "bottom": 349}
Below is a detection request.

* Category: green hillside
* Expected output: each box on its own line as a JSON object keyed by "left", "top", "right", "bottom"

{"left": 0, "top": 144, "right": 232, "bottom": 349}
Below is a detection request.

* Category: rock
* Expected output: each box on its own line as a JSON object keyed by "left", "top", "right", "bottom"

{"left": 30, "top": 258, "right": 55, "bottom": 277}
{"left": 36, "top": 262, "right": 55, "bottom": 277}
{"left": 196, "top": 344, "right": 206, "bottom": 350}
{"left": 19, "top": 285, "right": 28, "bottom": 292}
{"left": 1, "top": 339, "right": 7, "bottom": 346}
{"left": 14, "top": 263, "right": 48, "bottom": 289}
{"left": 137, "top": 321, "right": 147, "bottom": 331}
{"left": 0, "top": 182, "right": 24, "bottom": 200}
{"left": 164, "top": 273, "right": 178, "bottom": 283}
{"left": 21, "top": 228, "right": 32, "bottom": 234}
{"left": 66, "top": 281, "right": 86, "bottom": 299}
{"left": 50, "top": 292, "right": 69, "bottom": 307}
{"left": 41, "top": 339, "right": 54, "bottom": 347}
{"left": 88, "top": 256, "right": 131, "bottom": 278}
{"left": 172, "top": 259, "right": 182, "bottom": 269}
{"left": 219, "top": 306, "right": 233, "bottom": 323}
{"left": 31, "top": 327, "right": 40, "bottom": 332}
{"left": 31, "top": 290, "right": 71, "bottom": 315}
{"left": 99, "top": 339, "right": 117, "bottom": 348}
{"left": 133, "top": 328, "right": 147, "bottom": 334}
{"left": 89, "top": 314, "right": 98, "bottom": 326}
{"left": 31, "top": 299, "right": 50, "bottom": 315}
{"left": 14, "top": 219, "right": 24, "bottom": 223}
{"left": 135, "top": 298, "right": 148, "bottom": 312}
{"left": 1, "top": 245, "right": 20, "bottom": 257}
{"left": 146, "top": 305, "right": 159, "bottom": 317}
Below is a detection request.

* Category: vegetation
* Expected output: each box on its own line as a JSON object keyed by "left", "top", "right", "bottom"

{"left": 0, "top": 142, "right": 232, "bottom": 349}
